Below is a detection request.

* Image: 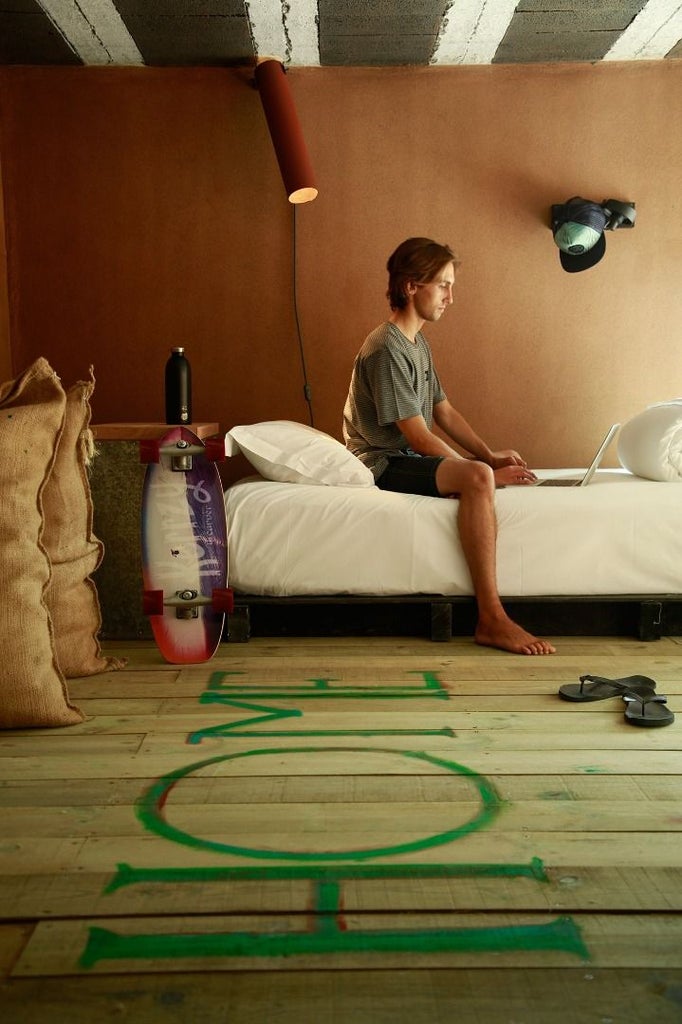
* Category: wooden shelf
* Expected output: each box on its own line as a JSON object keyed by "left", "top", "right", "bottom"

{"left": 92, "top": 421, "right": 219, "bottom": 441}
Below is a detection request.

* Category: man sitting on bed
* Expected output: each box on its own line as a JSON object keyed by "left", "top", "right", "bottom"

{"left": 343, "top": 236, "right": 555, "bottom": 656}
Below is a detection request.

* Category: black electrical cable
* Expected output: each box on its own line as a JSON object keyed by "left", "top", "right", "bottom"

{"left": 292, "top": 205, "right": 315, "bottom": 427}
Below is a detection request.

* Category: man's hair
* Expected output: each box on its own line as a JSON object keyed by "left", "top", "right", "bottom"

{"left": 386, "top": 237, "right": 460, "bottom": 310}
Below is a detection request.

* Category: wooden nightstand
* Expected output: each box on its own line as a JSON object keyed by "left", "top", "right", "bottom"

{"left": 89, "top": 422, "right": 219, "bottom": 640}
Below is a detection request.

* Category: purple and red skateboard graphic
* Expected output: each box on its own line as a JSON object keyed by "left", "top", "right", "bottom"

{"left": 141, "top": 427, "right": 233, "bottom": 664}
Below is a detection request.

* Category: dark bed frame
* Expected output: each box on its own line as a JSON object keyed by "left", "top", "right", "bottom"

{"left": 226, "top": 593, "right": 682, "bottom": 643}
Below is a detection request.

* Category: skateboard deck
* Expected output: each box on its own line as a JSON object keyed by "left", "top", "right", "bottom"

{"left": 141, "top": 426, "right": 232, "bottom": 664}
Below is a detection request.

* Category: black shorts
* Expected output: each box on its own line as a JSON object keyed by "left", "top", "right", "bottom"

{"left": 375, "top": 453, "right": 445, "bottom": 498}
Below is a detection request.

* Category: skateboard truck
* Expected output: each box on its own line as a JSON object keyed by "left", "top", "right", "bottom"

{"left": 170, "top": 440, "right": 195, "bottom": 473}
{"left": 172, "top": 588, "right": 202, "bottom": 619}
{"left": 140, "top": 437, "right": 225, "bottom": 473}
{"left": 143, "top": 588, "right": 234, "bottom": 620}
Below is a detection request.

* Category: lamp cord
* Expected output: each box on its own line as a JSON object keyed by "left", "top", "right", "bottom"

{"left": 292, "top": 205, "right": 315, "bottom": 427}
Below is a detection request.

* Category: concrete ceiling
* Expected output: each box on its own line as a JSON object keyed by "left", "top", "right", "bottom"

{"left": 1, "top": 0, "right": 681, "bottom": 68}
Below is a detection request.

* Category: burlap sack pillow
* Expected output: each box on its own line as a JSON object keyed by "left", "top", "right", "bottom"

{"left": 0, "top": 358, "right": 84, "bottom": 727}
{"left": 42, "top": 369, "right": 125, "bottom": 677}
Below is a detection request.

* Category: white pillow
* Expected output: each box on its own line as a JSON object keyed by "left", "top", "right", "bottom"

{"left": 617, "top": 401, "right": 682, "bottom": 482}
{"left": 225, "top": 420, "right": 375, "bottom": 487}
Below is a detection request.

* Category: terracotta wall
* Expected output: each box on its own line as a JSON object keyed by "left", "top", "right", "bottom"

{"left": 0, "top": 153, "right": 10, "bottom": 383}
{"left": 1, "top": 61, "right": 680, "bottom": 481}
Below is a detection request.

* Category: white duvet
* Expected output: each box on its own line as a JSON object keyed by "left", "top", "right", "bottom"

{"left": 224, "top": 470, "right": 682, "bottom": 598}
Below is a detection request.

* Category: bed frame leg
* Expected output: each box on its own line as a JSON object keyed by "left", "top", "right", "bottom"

{"left": 430, "top": 602, "right": 452, "bottom": 642}
{"left": 638, "top": 601, "right": 663, "bottom": 642}
{"left": 226, "top": 605, "right": 250, "bottom": 643}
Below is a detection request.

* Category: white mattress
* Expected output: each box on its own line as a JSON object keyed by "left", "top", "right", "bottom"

{"left": 224, "top": 470, "right": 682, "bottom": 598}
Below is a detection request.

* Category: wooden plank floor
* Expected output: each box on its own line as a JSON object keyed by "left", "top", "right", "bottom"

{"left": 1, "top": 635, "right": 681, "bottom": 1023}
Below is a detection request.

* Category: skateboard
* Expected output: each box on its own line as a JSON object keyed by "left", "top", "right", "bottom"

{"left": 140, "top": 426, "right": 233, "bottom": 664}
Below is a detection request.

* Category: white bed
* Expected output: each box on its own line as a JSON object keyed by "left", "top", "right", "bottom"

{"left": 221, "top": 415, "right": 682, "bottom": 640}
{"left": 224, "top": 469, "right": 682, "bottom": 600}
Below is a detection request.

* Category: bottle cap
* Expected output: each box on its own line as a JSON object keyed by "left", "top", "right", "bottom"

{"left": 171, "top": 347, "right": 185, "bottom": 354}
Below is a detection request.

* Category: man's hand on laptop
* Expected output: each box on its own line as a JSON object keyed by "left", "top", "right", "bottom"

{"left": 494, "top": 464, "right": 538, "bottom": 487}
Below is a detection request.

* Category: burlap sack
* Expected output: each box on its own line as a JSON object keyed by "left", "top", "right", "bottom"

{"left": 42, "top": 369, "right": 125, "bottom": 677}
{"left": 0, "top": 358, "right": 84, "bottom": 727}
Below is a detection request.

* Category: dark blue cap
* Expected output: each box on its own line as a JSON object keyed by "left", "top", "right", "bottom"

{"left": 553, "top": 198, "right": 608, "bottom": 273}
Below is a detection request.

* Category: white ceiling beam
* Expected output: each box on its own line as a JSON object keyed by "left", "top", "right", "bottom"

{"left": 604, "top": 0, "right": 682, "bottom": 60}
{"left": 431, "top": 0, "right": 519, "bottom": 65}
{"left": 37, "top": 0, "right": 143, "bottom": 65}
{"left": 246, "top": 0, "right": 320, "bottom": 66}
{"left": 245, "top": 0, "right": 288, "bottom": 62}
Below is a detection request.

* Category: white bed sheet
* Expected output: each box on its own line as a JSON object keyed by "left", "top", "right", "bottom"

{"left": 224, "top": 470, "right": 682, "bottom": 598}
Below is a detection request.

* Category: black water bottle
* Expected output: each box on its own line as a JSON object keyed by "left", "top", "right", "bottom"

{"left": 165, "top": 347, "right": 192, "bottom": 424}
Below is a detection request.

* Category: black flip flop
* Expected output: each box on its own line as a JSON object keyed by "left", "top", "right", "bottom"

{"left": 558, "top": 674, "right": 657, "bottom": 703}
{"left": 623, "top": 692, "right": 675, "bottom": 728}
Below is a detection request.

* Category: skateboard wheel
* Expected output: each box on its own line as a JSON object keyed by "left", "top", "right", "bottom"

{"left": 140, "top": 439, "right": 161, "bottom": 464}
{"left": 212, "top": 587, "right": 234, "bottom": 613}
{"left": 143, "top": 589, "right": 164, "bottom": 616}
{"left": 204, "top": 438, "right": 226, "bottom": 463}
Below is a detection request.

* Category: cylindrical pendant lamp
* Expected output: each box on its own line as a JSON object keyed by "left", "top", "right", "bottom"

{"left": 255, "top": 57, "right": 318, "bottom": 205}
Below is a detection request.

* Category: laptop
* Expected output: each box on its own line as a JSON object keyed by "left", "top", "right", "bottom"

{"left": 534, "top": 423, "right": 620, "bottom": 487}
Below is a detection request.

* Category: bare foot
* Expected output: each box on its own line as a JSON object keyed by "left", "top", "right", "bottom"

{"left": 475, "top": 615, "right": 556, "bottom": 655}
